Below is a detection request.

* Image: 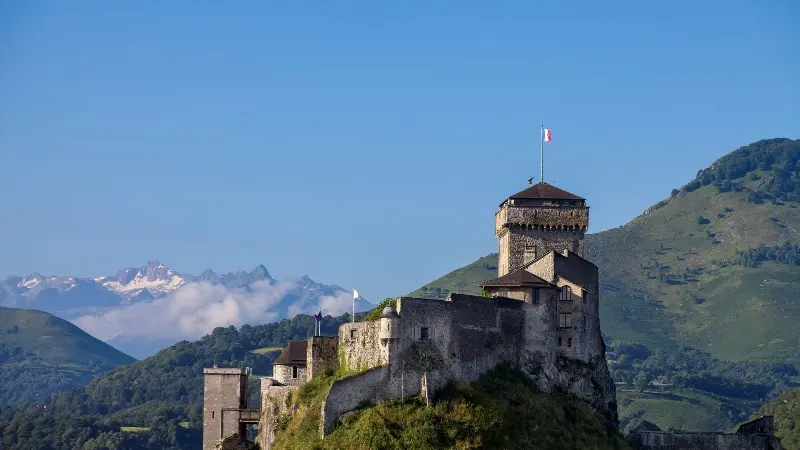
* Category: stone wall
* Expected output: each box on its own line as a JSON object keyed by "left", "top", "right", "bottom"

{"left": 630, "top": 431, "right": 783, "bottom": 450}
{"left": 203, "top": 368, "right": 248, "bottom": 450}
{"left": 273, "top": 364, "right": 307, "bottom": 386}
{"left": 307, "top": 336, "right": 339, "bottom": 379}
{"left": 321, "top": 293, "right": 617, "bottom": 434}
{"left": 339, "top": 321, "right": 383, "bottom": 372}
{"left": 259, "top": 378, "right": 299, "bottom": 450}
{"left": 321, "top": 366, "right": 393, "bottom": 435}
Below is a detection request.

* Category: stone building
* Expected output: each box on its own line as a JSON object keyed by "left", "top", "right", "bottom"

{"left": 204, "top": 181, "right": 619, "bottom": 450}
{"left": 271, "top": 340, "right": 308, "bottom": 386}
{"left": 202, "top": 368, "right": 259, "bottom": 450}
{"left": 626, "top": 416, "right": 784, "bottom": 449}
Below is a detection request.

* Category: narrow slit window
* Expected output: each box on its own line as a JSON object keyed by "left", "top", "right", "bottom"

{"left": 558, "top": 337, "right": 562, "bottom": 346}
{"left": 567, "top": 338, "right": 572, "bottom": 348}
{"left": 292, "top": 365, "right": 298, "bottom": 378}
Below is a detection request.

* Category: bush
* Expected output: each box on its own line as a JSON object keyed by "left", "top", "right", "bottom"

{"left": 362, "top": 298, "right": 397, "bottom": 321}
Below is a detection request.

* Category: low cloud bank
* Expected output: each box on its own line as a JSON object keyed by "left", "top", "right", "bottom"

{"left": 74, "top": 279, "right": 354, "bottom": 344}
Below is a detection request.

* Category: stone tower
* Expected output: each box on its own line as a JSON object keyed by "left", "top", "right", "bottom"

{"left": 203, "top": 368, "right": 249, "bottom": 450}
{"left": 495, "top": 182, "right": 589, "bottom": 277}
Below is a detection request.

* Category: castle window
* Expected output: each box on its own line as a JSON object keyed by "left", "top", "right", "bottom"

{"left": 420, "top": 327, "right": 430, "bottom": 340}
{"left": 532, "top": 289, "right": 540, "bottom": 305}
{"left": 582, "top": 289, "right": 587, "bottom": 304}
{"left": 212, "top": 411, "right": 215, "bottom": 419}
{"left": 350, "top": 329, "right": 357, "bottom": 339}
{"left": 567, "top": 338, "right": 572, "bottom": 348}
{"left": 292, "top": 365, "right": 298, "bottom": 378}
{"left": 559, "top": 286, "right": 572, "bottom": 301}
{"left": 557, "top": 337, "right": 562, "bottom": 346}
{"left": 559, "top": 313, "right": 572, "bottom": 328}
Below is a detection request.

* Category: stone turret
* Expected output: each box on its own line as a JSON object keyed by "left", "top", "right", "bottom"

{"left": 379, "top": 306, "right": 400, "bottom": 364}
{"left": 495, "top": 182, "right": 589, "bottom": 277}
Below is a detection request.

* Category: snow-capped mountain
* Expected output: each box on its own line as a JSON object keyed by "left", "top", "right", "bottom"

{"left": 2, "top": 261, "right": 374, "bottom": 358}
{"left": 0, "top": 260, "right": 366, "bottom": 319}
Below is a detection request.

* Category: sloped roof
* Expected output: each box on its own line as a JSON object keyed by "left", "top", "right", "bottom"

{"left": 480, "top": 268, "right": 554, "bottom": 288}
{"left": 507, "top": 182, "right": 585, "bottom": 201}
{"left": 273, "top": 340, "right": 307, "bottom": 365}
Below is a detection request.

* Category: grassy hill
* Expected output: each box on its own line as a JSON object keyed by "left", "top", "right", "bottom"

{"left": 0, "top": 306, "right": 135, "bottom": 405}
{"left": 409, "top": 138, "right": 800, "bottom": 432}
{"left": 411, "top": 138, "right": 800, "bottom": 365}
{"left": 272, "top": 365, "right": 630, "bottom": 450}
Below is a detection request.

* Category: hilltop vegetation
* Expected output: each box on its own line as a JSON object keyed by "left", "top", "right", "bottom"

{"left": 0, "top": 306, "right": 135, "bottom": 406}
{"left": 0, "top": 313, "right": 352, "bottom": 449}
{"left": 272, "top": 364, "right": 630, "bottom": 450}
{"left": 752, "top": 388, "right": 800, "bottom": 450}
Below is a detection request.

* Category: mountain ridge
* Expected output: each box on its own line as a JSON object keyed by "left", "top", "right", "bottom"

{"left": 0, "top": 306, "right": 135, "bottom": 405}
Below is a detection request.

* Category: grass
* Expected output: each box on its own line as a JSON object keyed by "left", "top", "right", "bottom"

{"left": 120, "top": 426, "right": 150, "bottom": 432}
{"left": 251, "top": 347, "right": 283, "bottom": 355}
{"left": 272, "top": 365, "right": 630, "bottom": 450}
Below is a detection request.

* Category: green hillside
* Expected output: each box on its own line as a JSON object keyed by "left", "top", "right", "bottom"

{"left": 0, "top": 306, "right": 135, "bottom": 405}
{"left": 409, "top": 138, "right": 800, "bottom": 432}
{"left": 411, "top": 138, "right": 800, "bottom": 365}
{"left": 273, "top": 364, "right": 629, "bottom": 450}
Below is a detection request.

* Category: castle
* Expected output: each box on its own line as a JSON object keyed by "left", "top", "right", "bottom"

{"left": 202, "top": 181, "right": 619, "bottom": 450}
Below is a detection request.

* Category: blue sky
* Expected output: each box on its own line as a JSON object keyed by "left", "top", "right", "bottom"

{"left": 1, "top": 1, "right": 798, "bottom": 302}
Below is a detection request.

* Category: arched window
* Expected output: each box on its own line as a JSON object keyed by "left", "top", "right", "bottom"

{"left": 559, "top": 286, "right": 571, "bottom": 301}
{"left": 292, "top": 365, "right": 298, "bottom": 378}
{"left": 557, "top": 337, "right": 562, "bottom": 346}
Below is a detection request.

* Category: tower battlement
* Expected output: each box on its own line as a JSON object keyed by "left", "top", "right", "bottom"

{"left": 495, "top": 182, "right": 589, "bottom": 276}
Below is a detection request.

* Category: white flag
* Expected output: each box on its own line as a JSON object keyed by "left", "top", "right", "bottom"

{"left": 353, "top": 289, "right": 360, "bottom": 299}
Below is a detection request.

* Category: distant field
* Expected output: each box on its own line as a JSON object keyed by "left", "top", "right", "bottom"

{"left": 251, "top": 346, "right": 283, "bottom": 355}
{"left": 616, "top": 387, "right": 758, "bottom": 433}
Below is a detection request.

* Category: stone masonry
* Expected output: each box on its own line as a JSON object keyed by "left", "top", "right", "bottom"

{"left": 204, "top": 181, "right": 621, "bottom": 448}
{"left": 202, "top": 368, "right": 249, "bottom": 450}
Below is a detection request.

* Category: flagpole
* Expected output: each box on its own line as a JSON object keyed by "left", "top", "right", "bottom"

{"left": 540, "top": 124, "right": 544, "bottom": 183}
